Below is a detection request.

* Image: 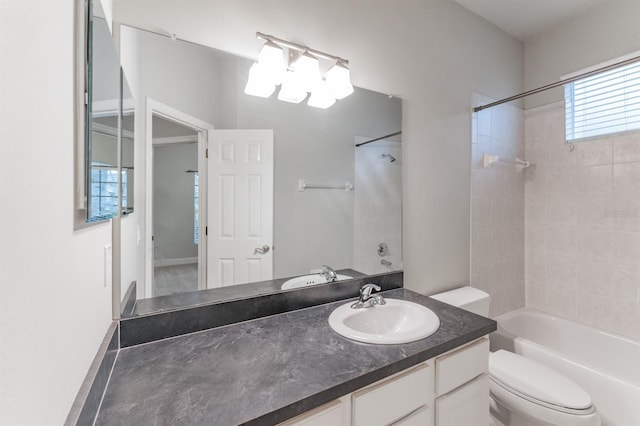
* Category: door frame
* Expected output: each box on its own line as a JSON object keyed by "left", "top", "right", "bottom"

{"left": 145, "top": 98, "right": 214, "bottom": 298}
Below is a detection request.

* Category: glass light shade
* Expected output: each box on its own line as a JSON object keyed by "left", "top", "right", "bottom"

{"left": 294, "top": 51, "right": 321, "bottom": 92}
{"left": 244, "top": 62, "right": 276, "bottom": 98}
{"left": 277, "top": 70, "right": 308, "bottom": 103}
{"left": 308, "top": 80, "right": 336, "bottom": 109}
{"left": 257, "top": 41, "right": 285, "bottom": 85}
{"left": 326, "top": 62, "right": 354, "bottom": 99}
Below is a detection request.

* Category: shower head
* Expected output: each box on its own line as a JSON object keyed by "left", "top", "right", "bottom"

{"left": 381, "top": 153, "right": 396, "bottom": 163}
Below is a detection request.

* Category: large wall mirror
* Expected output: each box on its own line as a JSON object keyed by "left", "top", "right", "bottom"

{"left": 115, "top": 24, "right": 402, "bottom": 317}
{"left": 77, "top": 0, "right": 135, "bottom": 225}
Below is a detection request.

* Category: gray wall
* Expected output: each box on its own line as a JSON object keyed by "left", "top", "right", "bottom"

{"left": 153, "top": 143, "right": 199, "bottom": 262}
{"left": 524, "top": 0, "right": 640, "bottom": 109}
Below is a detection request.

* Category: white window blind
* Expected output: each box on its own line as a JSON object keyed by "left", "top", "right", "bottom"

{"left": 565, "top": 60, "right": 640, "bottom": 141}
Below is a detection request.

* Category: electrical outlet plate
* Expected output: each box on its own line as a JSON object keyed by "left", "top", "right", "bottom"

{"left": 104, "top": 244, "right": 112, "bottom": 287}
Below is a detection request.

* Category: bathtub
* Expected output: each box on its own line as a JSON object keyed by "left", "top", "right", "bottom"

{"left": 490, "top": 308, "right": 640, "bottom": 426}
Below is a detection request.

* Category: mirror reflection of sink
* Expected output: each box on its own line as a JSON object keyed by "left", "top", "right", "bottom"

{"left": 281, "top": 274, "right": 353, "bottom": 290}
{"left": 328, "top": 299, "right": 440, "bottom": 344}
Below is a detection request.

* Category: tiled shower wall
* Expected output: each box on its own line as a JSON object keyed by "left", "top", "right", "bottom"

{"left": 471, "top": 94, "right": 525, "bottom": 317}
{"left": 524, "top": 102, "right": 640, "bottom": 340}
{"left": 353, "top": 140, "right": 402, "bottom": 274}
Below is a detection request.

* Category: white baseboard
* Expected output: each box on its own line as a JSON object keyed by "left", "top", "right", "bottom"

{"left": 154, "top": 257, "right": 198, "bottom": 268}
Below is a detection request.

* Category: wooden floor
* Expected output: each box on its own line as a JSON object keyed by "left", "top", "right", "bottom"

{"left": 153, "top": 263, "right": 198, "bottom": 297}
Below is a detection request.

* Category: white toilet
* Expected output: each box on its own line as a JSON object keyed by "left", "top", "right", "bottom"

{"left": 430, "top": 287, "right": 601, "bottom": 426}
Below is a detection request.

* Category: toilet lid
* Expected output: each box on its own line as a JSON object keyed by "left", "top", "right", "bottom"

{"left": 489, "top": 350, "right": 593, "bottom": 411}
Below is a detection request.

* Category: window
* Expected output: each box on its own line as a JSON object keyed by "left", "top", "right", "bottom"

{"left": 90, "top": 162, "right": 127, "bottom": 220}
{"left": 194, "top": 173, "right": 199, "bottom": 245}
{"left": 565, "top": 59, "right": 640, "bottom": 142}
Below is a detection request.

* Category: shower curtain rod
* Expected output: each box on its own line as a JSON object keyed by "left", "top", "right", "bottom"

{"left": 355, "top": 131, "right": 402, "bottom": 147}
{"left": 473, "top": 54, "right": 640, "bottom": 113}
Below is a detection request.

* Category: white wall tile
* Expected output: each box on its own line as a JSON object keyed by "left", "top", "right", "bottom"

{"left": 525, "top": 284, "right": 546, "bottom": 310}
{"left": 546, "top": 228, "right": 577, "bottom": 258}
{"left": 612, "top": 232, "right": 640, "bottom": 267}
{"left": 525, "top": 197, "right": 546, "bottom": 226}
{"left": 611, "top": 197, "right": 640, "bottom": 233}
{"left": 576, "top": 138, "right": 612, "bottom": 167}
{"left": 546, "top": 139, "right": 577, "bottom": 168}
{"left": 546, "top": 257, "right": 577, "bottom": 291}
{"left": 471, "top": 99, "right": 525, "bottom": 317}
{"left": 576, "top": 197, "right": 614, "bottom": 231}
{"left": 525, "top": 227, "right": 546, "bottom": 255}
{"left": 526, "top": 254, "right": 547, "bottom": 286}
{"left": 575, "top": 260, "right": 613, "bottom": 296}
{"left": 545, "top": 196, "right": 577, "bottom": 229}
{"left": 524, "top": 103, "right": 640, "bottom": 339}
{"left": 613, "top": 162, "right": 640, "bottom": 198}
{"left": 576, "top": 165, "right": 612, "bottom": 198}
{"left": 613, "top": 133, "right": 640, "bottom": 163}
{"left": 574, "top": 230, "right": 613, "bottom": 264}
{"left": 477, "top": 109, "right": 492, "bottom": 137}
{"left": 545, "top": 167, "right": 575, "bottom": 199}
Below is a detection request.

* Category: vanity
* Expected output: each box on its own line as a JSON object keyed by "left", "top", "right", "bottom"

{"left": 92, "top": 288, "right": 495, "bottom": 425}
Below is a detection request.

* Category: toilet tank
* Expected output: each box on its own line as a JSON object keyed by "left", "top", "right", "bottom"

{"left": 429, "top": 286, "right": 490, "bottom": 316}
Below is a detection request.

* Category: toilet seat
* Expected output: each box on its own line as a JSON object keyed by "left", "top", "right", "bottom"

{"left": 489, "top": 350, "right": 595, "bottom": 415}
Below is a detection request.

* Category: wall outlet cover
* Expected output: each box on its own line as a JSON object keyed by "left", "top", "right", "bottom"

{"left": 104, "top": 244, "right": 112, "bottom": 287}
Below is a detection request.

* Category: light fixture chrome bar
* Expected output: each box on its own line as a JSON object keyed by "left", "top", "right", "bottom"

{"left": 474, "top": 55, "right": 640, "bottom": 112}
{"left": 256, "top": 32, "right": 348, "bottom": 64}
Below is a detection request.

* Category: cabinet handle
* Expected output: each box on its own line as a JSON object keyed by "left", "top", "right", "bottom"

{"left": 389, "top": 404, "right": 428, "bottom": 425}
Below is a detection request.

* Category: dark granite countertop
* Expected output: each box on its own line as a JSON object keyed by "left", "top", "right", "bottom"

{"left": 96, "top": 288, "right": 496, "bottom": 426}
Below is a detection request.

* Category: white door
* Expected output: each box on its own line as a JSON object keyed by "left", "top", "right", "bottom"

{"left": 207, "top": 129, "right": 274, "bottom": 288}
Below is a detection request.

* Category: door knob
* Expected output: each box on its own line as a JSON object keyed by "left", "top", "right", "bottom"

{"left": 254, "top": 245, "right": 270, "bottom": 254}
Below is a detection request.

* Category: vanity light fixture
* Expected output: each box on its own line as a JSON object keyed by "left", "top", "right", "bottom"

{"left": 245, "top": 32, "right": 353, "bottom": 109}
{"left": 278, "top": 70, "right": 308, "bottom": 103}
{"left": 308, "top": 80, "right": 336, "bottom": 109}
{"left": 293, "top": 51, "right": 321, "bottom": 93}
{"left": 326, "top": 61, "right": 354, "bottom": 100}
{"left": 257, "top": 40, "right": 285, "bottom": 85}
{"left": 244, "top": 62, "right": 276, "bottom": 98}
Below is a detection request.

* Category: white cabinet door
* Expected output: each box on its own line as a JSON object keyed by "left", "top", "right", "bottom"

{"left": 279, "top": 398, "right": 349, "bottom": 426}
{"left": 435, "top": 374, "right": 490, "bottom": 426}
{"left": 352, "top": 362, "right": 434, "bottom": 426}
{"left": 208, "top": 129, "right": 274, "bottom": 288}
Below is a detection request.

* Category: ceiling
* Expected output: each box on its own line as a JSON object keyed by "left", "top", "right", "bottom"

{"left": 452, "top": 0, "right": 610, "bottom": 41}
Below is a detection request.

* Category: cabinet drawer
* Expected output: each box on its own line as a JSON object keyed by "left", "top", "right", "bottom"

{"left": 279, "top": 398, "right": 348, "bottom": 426}
{"left": 435, "top": 374, "right": 489, "bottom": 426}
{"left": 390, "top": 405, "right": 434, "bottom": 426}
{"left": 352, "top": 362, "right": 433, "bottom": 426}
{"left": 435, "top": 338, "right": 489, "bottom": 396}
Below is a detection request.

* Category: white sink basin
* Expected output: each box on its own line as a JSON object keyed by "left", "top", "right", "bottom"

{"left": 281, "top": 274, "right": 352, "bottom": 290}
{"left": 328, "top": 299, "right": 440, "bottom": 344}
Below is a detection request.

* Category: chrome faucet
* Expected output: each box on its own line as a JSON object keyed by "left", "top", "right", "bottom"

{"left": 351, "top": 283, "right": 386, "bottom": 309}
{"left": 321, "top": 265, "right": 338, "bottom": 282}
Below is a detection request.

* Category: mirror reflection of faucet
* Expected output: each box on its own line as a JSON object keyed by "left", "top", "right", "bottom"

{"left": 381, "top": 259, "right": 392, "bottom": 267}
{"left": 321, "top": 265, "right": 338, "bottom": 282}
